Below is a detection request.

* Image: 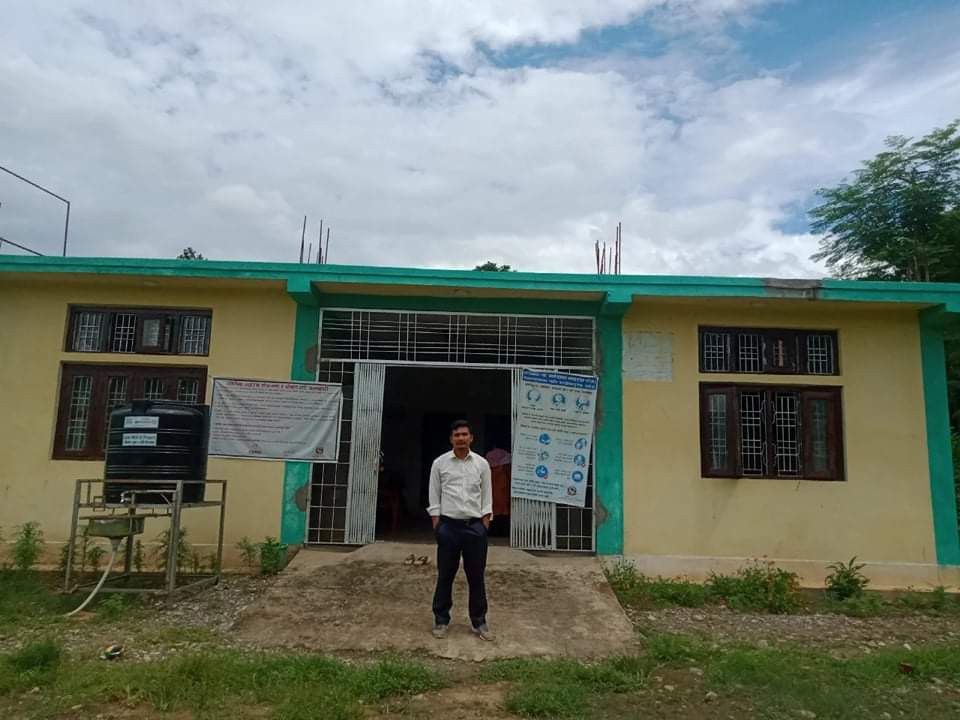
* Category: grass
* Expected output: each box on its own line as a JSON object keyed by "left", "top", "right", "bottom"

{"left": 0, "top": 570, "right": 78, "bottom": 632}
{"left": 606, "top": 560, "right": 960, "bottom": 618}
{"left": 0, "top": 569, "right": 142, "bottom": 633}
{"left": 481, "top": 656, "right": 654, "bottom": 718}
{"left": 476, "top": 634, "right": 960, "bottom": 719}
{"left": 0, "top": 645, "right": 445, "bottom": 719}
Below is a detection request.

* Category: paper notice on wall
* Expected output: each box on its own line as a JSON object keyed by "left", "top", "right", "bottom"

{"left": 511, "top": 369, "right": 598, "bottom": 508}
{"left": 209, "top": 378, "right": 343, "bottom": 462}
{"left": 623, "top": 331, "right": 673, "bottom": 381}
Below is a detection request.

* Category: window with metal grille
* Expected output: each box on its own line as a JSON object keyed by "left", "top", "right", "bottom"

{"left": 699, "top": 327, "right": 838, "bottom": 376}
{"left": 66, "top": 306, "right": 212, "bottom": 356}
{"left": 179, "top": 315, "right": 211, "bottom": 355}
{"left": 307, "top": 361, "right": 354, "bottom": 544}
{"left": 319, "top": 310, "right": 594, "bottom": 368}
{"left": 53, "top": 364, "right": 207, "bottom": 460}
{"left": 699, "top": 383, "right": 843, "bottom": 480}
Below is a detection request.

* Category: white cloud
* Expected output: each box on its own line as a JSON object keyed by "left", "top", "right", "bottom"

{"left": 1, "top": 1, "right": 958, "bottom": 276}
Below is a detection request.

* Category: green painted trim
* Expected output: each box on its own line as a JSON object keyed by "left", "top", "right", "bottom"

{"left": 316, "top": 292, "right": 601, "bottom": 316}
{"left": 919, "top": 308, "right": 960, "bottom": 565}
{"left": 595, "top": 298, "right": 627, "bottom": 555}
{"left": 5, "top": 255, "right": 960, "bottom": 307}
{"left": 280, "top": 293, "right": 321, "bottom": 545}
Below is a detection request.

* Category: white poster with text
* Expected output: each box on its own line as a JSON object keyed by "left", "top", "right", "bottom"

{"left": 511, "top": 369, "right": 598, "bottom": 508}
{"left": 209, "top": 378, "right": 342, "bottom": 462}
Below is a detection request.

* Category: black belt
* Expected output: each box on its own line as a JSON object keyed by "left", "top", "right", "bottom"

{"left": 439, "top": 515, "right": 482, "bottom": 525}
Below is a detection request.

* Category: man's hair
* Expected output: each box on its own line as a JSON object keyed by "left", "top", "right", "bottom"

{"left": 450, "top": 419, "right": 472, "bottom": 434}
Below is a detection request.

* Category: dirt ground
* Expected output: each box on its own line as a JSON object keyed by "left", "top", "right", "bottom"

{"left": 626, "top": 604, "right": 960, "bottom": 654}
{"left": 232, "top": 543, "right": 638, "bottom": 661}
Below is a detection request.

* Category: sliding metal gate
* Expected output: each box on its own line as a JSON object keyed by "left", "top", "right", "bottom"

{"left": 306, "top": 309, "right": 597, "bottom": 552}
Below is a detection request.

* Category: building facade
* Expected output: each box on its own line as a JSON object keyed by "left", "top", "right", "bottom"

{"left": 1, "top": 256, "right": 958, "bottom": 587}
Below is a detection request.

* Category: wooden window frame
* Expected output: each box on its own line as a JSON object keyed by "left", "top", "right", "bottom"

{"left": 53, "top": 363, "right": 207, "bottom": 460}
{"left": 65, "top": 306, "right": 212, "bottom": 357}
{"left": 699, "top": 383, "right": 844, "bottom": 481}
{"left": 698, "top": 327, "right": 839, "bottom": 376}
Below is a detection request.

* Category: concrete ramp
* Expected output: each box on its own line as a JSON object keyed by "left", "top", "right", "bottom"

{"left": 234, "top": 543, "right": 636, "bottom": 661}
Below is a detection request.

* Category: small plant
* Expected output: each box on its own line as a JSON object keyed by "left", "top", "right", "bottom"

{"left": 96, "top": 594, "right": 128, "bottom": 622}
{"left": 153, "top": 529, "right": 192, "bottom": 574}
{"left": 57, "top": 542, "right": 71, "bottom": 579}
{"left": 0, "top": 525, "right": 6, "bottom": 569}
{"left": 86, "top": 544, "right": 106, "bottom": 574}
{"left": 206, "top": 552, "right": 221, "bottom": 574}
{"left": 78, "top": 527, "right": 90, "bottom": 577}
{"left": 259, "top": 537, "right": 288, "bottom": 576}
{"left": 236, "top": 536, "right": 259, "bottom": 574}
{"left": 708, "top": 560, "right": 801, "bottom": 613}
{"left": 133, "top": 539, "right": 145, "bottom": 573}
{"left": 825, "top": 557, "right": 869, "bottom": 601}
{"left": 12, "top": 522, "right": 44, "bottom": 571}
{"left": 190, "top": 548, "right": 204, "bottom": 575}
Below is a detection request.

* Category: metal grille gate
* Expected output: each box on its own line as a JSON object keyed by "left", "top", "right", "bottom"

{"left": 307, "top": 309, "right": 597, "bottom": 552}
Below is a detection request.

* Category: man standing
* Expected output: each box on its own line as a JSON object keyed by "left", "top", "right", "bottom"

{"left": 428, "top": 419, "right": 494, "bottom": 641}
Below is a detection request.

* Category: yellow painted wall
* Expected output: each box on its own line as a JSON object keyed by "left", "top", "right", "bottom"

{"left": 0, "top": 274, "right": 295, "bottom": 566}
{"left": 622, "top": 300, "right": 936, "bottom": 566}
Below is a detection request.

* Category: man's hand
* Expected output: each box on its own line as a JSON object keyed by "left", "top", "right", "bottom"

{"left": 432, "top": 516, "right": 439, "bottom": 529}
{"left": 482, "top": 514, "right": 492, "bottom": 529}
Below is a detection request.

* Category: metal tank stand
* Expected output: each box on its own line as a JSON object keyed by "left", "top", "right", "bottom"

{"left": 65, "top": 478, "right": 227, "bottom": 596}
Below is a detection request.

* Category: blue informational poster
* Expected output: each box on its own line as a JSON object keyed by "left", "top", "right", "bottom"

{"left": 511, "top": 369, "right": 599, "bottom": 508}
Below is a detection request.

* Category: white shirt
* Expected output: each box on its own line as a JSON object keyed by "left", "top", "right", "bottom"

{"left": 427, "top": 450, "right": 493, "bottom": 520}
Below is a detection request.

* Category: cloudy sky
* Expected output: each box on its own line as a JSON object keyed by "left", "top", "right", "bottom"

{"left": 2, "top": 1, "right": 959, "bottom": 276}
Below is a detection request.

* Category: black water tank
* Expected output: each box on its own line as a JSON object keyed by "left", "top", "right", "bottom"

{"left": 104, "top": 400, "right": 209, "bottom": 504}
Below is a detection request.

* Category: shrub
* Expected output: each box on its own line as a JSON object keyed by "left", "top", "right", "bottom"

{"left": 260, "top": 537, "right": 288, "bottom": 576}
{"left": 825, "top": 557, "right": 869, "bottom": 601}
{"left": 12, "top": 522, "right": 43, "bottom": 571}
{"left": 708, "top": 561, "right": 801, "bottom": 613}
{"left": 605, "top": 561, "right": 708, "bottom": 608}
{"left": 153, "top": 529, "right": 192, "bottom": 574}
{"left": 236, "top": 536, "right": 259, "bottom": 574}
{"left": 133, "top": 539, "right": 145, "bottom": 572}
{"left": 96, "top": 593, "right": 128, "bottom": 622}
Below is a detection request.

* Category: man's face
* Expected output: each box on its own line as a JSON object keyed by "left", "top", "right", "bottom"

{"left": 450, "top": 426, "right": 473, "bottom": 451}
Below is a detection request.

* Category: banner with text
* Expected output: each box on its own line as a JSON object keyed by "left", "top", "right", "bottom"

{"left": 511, "top": 369, "right": 599, "bottom": 508}
{"left": 209, "top": 378, "right": 343, "bottom": 462}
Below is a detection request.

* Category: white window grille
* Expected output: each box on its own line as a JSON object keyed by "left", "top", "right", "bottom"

{"left": 177, "top": 378, "right": 201, "bottom": 403}
{"left": 702, "top": 332, "right": 729, "bottom": 372}
{"left": 319, "top": 310, "right": 594, "bottom": 368}
{"left": 102, "top": 376, "right": 129, "bottom": 448}
{"left": 806, "top": 334, "right": 835, "bottom": 375}
{"left": 71, "top": 312, "right": 103, "bottom": 351}
{"left": 179, "top": 315, "right": 211, "bottom": 355}
{"left": 737, "top": 333, "right": 762, "bottom": 373}
{"left": 65, "top": 376, "right": 93, "bottom": 450}
{"left": 111, "top": 313, "right": 137, "bottom": 353}
{"left": 739, "top": 391, "right": 766, "bottom": 475}
{"left": 774, "top": 392, "right": 800, "bottom": 476}
{"left": 143, "top": 377, "right": 166, "bottom": 400}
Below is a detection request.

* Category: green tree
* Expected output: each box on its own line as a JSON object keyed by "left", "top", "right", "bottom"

{"left": 810, "top": 120, "right": 960, "bottom": 281}
{"left": 810, "top": 121, "right": 960, "bottom": 528}
{"left": 177, "top": 247, "right": 205, "bottom": 260}
{"left": 474, "top": 261, "right": 513, "bottom": 272}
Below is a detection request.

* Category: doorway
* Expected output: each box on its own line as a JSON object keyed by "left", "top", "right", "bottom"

{"left": 376, "top": 366, "right": 512, "bottom": 542}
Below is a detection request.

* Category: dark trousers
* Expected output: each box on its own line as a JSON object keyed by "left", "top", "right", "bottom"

{"left": 432, "top": 516, "right": 488, "bottom": 628}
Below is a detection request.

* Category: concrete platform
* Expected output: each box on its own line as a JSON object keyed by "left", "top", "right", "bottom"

{"left": 234, "top": 543, "right": 636, "bottom": 661}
